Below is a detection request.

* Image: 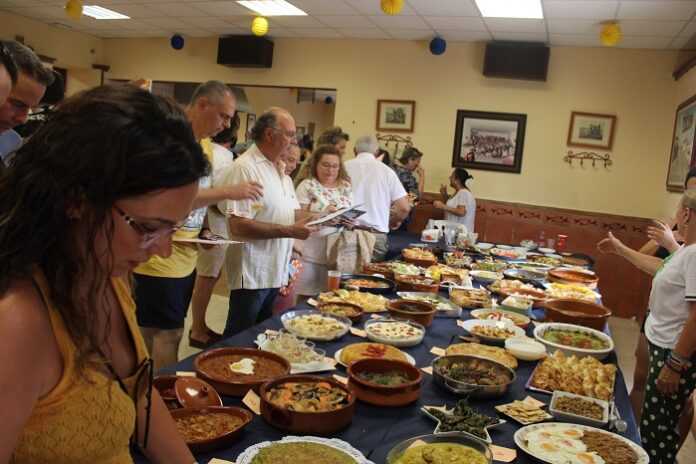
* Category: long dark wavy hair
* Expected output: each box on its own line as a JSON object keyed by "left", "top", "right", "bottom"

{"left": 0, "top": 84, "right": 210, "bottom": 372}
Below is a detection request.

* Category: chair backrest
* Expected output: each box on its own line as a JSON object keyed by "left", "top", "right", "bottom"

{"left": 433, "top": 220, "right": 467, "bottom": 235}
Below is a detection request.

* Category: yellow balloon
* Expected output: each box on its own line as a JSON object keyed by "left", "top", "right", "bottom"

{"left": 252, "top": 16, "right": 269, "bottom": 37}
{"left": 380, "top": 0, "right": 403, "bottom": 16}
{"left": 64, "top": 0, "right": 83, "bottom": 20}
{"left": 600, "top": 23, "right": 621, "bottom": 47}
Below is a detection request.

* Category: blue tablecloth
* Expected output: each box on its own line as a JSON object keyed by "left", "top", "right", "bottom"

{"left": 135, "top": 297, "right": 639, "bottom": 463}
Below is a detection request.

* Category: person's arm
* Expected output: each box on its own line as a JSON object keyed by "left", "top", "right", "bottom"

{"left": 192, "top": 182, "right": 263, "bottom": 210}
{"left": 643, "top": 219, "right": 680, "bottom": 255}
{"left": 596, "top": 231, "right": 663, "bottom": 275}
{"left": 228, "top": 215, "right": 317, "bottom": 240}
{"left": 137, "top": 390, "right": 195, "bottom": 464}
{"left": 0, "top": 284, "right": 60, "bottom": 461}
{"left": 389, "top": 196, "right": 410, "bottom": 229}
{"left": 656, "top": 304, "right": 696, "bottom": 396}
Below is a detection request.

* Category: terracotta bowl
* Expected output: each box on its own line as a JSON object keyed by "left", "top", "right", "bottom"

{"left": 547, "top": 269, "right": 599, "bottom": 289}
{"left": 544, "top": 298, "right": 611, "bottom": 331}
{"left": 363, "top": 263, "right": 395, "bottom": 280}
{"left": 260, "top": 374, "right": 355, "bottom": 435}
{"left": 316, "top": 301, "right": 364, "bottom": 324}
{"left": 347, "top": 358, "right": 423, "bottom": 407}
{"left": 498, "top": 286, "right": 548, "bottom": 308}
{"left": 395, "top": 274, "right": 439, "bottom": 294}
{"left": 170, "top": 406, "right": 253, "bottom": 454}
{"left": 402, "top": 248, "right": 439, "bottom": 267}
{"left": 386, "top": 299, "right": 436, "bottom": 328}
{"left": 153, "top": 375, "right": 180, "bottom": 409}
{"left": 194, "top": 347, "right": 291, "bottom": 397}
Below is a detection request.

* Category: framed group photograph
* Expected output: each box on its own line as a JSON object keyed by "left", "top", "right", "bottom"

{"left": 246, "top": 113, "right": 256, "bottom": 130}
{"left": 666, "top": 94, "right": 696, "bottom": 192}
{"left": 451, "top": 110, "right": 527, "bottom": 173}
{"left": 567, "top": 111, "right": 617, "bottom": 150}
{"left": 376, "top": 99, "right": 415, "bottom": 133}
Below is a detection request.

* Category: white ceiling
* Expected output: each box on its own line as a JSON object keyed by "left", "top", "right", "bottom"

{"left": 0, "top": 0, "right": 695, "bottom": 50}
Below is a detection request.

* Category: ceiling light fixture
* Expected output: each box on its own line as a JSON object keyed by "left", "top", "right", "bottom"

{"left": 236, "top": 0, "right": 307, "bottom": 16}
{"left": 82, "top": 5, "right": 130, "bottom": 20}
{"left": 475, "top": 0, "right": 543, "bottom": 19}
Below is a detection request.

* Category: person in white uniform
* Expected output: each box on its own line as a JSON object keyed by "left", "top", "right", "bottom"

{"left": 434, "top": 168, "right": 476, "bottom": 233}
{"left": 344, "top": 134, "right": 409, "bottom": 262}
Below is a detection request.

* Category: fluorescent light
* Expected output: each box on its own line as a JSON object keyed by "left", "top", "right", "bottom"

{"left": 82, "top": 5, "right": 130, "bottom": 20}
{"left": 475, "top": 0, "right": 543, "bottom": 19}
{"left": 236, "top": 0, "right": 307, "bottom": 16}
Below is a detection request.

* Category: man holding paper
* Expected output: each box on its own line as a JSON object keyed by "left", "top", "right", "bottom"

{"left": 220, "top": 107, "right": 318, "bottom": 336}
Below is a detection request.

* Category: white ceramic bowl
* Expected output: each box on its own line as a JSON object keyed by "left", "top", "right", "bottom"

{"left": 533, "top": 322, "right": 614, "bottom": 360}
{"left": 495, "top": 244, "right": 512, "bottom": 250}
{"left": 476, "top": 242, "right": 494, "bottom": 250}
{"left": 460, "top": 319, "right": 525, "bottom": 345}
{"left": 538, "top": 247, "right": 555, "bottom": 254}
{"left": 504, "top": 337, "right": 547, "bottom": 361}
{"left": 550, "top": 390, "right": 609, "bottom": 428}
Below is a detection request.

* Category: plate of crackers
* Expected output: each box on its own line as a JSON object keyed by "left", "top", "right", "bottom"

{"left": 496, "top": 399, "right": 552, "bottom": 425}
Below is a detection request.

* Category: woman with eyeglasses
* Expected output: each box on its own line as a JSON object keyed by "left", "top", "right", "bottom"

{"left": 293, "top": 144, "right": 353, "bottom": 303}
{"left": 0, "top": 85, "right": 208, "bottom": 463}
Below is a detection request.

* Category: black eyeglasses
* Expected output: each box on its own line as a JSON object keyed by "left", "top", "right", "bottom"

{"left": 99, "top": 350, "right": 154, "bottom": 449}
{"left": 0, "top": 42, "right": 18, "bottom": 85}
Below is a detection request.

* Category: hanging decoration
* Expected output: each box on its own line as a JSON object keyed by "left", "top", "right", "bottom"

{"left": 64, "top": 0, "right": 83, "bottom": 19}
{"left": 429, "top": 37, "right": 447, "bottom": 55}
{"left": 252, "top": 16, "right": 269, "bottom": 37}
{"left": 170, "top": 34, "right": 185, "bottom": 50}
{"left": 600, "top": 22, "right": 621, "bottom": 47}
{"left": 380, "top": 0, "right": 403, "bottom": 16}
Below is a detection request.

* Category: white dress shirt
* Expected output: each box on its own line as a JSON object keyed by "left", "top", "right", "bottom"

{"left": 219, "top": 144, "right": 299, "bottom": 289}
{"left": 344, "top": 152, "right": 407, "bottom": 233}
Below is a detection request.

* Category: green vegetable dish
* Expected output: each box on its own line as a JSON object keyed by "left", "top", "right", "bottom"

{"left": 542, "top": 328, "right": 609, "bottom": 350}
{"left": 250, "top": 442, "right": 357, "bottom": 464}
{"left": 393, "top": 443, "right": 488, "bottom": 464}
{"left": 356, "top": 370, "right": 411, "bottom": 386}
{"left": 427, "top": 399, "right": 499, "bottom": 439}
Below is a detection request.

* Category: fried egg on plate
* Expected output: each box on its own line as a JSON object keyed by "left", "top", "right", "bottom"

{"left": 567, "top": 452, "right": 606, "bottom": 464}
{"left": 527, "top": 440, "right": 577, "bottom": 463}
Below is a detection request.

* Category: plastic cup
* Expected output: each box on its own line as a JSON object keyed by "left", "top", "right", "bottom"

{"left": 546, "top": 238, "right": 556, "bottom": 250}
{"left": 327, "top": 270, "right": 341, "bottom": 291}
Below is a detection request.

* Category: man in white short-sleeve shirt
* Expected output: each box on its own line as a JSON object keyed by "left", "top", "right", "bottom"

{"left": 219, "top": 107, "right": 316, "bottom": 336}
{"left": 344, "top": 134, "right": 410, "bottom": 262}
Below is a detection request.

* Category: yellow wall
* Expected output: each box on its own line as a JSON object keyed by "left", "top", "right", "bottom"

{"left": 0, "top": 11, "right": 103, "bottom": 94}
{"left": 242, "top": 86, "right": 335, "bottom": 139}
{"left": 3, "top": 8, "right": 695, "bottom": 220}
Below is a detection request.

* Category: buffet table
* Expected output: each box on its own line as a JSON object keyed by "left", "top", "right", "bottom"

{"left": 135, "top": 295, "right": 639, "bottom": 463}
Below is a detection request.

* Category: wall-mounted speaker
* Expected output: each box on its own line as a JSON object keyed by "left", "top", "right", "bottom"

{"left": 217, "top": 36, "right": 274, "bottom": 68}
{"left": 483, "top": 42, "right": 550, "bottom": 81}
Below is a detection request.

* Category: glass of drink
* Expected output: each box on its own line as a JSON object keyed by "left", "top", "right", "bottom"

{"left": 547, "top": 238, "right": 556, "bottom": 250}
{"left": 557, "top": 235, "right": 568, "bottom": 253}
{"left": 327, "top": 270, "right": 341, "bottom": 291}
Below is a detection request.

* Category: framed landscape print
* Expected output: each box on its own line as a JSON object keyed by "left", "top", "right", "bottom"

{"left": 567, "top": 111, "right": 617, "bottom": 150}
{"left": 376, "top": 99, "right": 415, "bottom": 133}
{"left": 451, "top": 110, "right": 527, "bottom": 174}
{"left": 666, "top": 94, "right": 696, "bottom": 192}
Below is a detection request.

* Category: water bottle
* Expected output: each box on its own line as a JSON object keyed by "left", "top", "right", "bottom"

{"left": 538, "top": 230, "right": 547, "bottom": 249}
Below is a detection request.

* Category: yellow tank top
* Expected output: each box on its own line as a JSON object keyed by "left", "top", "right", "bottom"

{"left": 11, "top": 273, "right": 150, "bottom": 464}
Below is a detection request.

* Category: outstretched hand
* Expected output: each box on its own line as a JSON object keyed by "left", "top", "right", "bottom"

{"left": 227, "top": 181, "right": 264, "bottom": 201}
{"left": 646, "top": 219, "right": 678, "bottom": 250}
{"left": 596, "top": 231, "right": 624, "bottom": 255}
{"left": 288, "top": 215, "right": 320, "bottom": 240}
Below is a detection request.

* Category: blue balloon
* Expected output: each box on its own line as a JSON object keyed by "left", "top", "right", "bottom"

{"left": 170, "top": 34, "right": 185, "bottom": 50}
{"left": 325, "top": 96, "right": 334, "bottom": 104}
{"left": 429, "top": 37, "right": 447, "bottom": 55}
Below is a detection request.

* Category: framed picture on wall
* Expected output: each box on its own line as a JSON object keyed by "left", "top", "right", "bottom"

{"left": 247, "top": 113, "right": 256, "bottom": 130}
{"left": 666, "top": 94, "right": 696, "bottom": 192}
{"left": 376, "top": 100, "right": 415, "bottom": 133}
{"left": 567, "top": 111, "right": 617, "bottom": 150}
{"left": 451, "top": 110, "right": 527, "bottom": 174}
